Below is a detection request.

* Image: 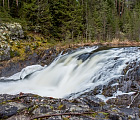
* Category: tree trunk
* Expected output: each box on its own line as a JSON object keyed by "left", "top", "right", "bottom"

{"left": 72, "top": 30, "right": 74, "bottom": 42}
{"left": 8, "top": 0, "right": 9, "bottom": 9}
{"left": 82, "top": 0, "right": 83, "bottom": 6}
{"left": 86, "top": 2, "right": 88, "bottom": 41}
{"left": 115, "top": 0, "right": 117, "bottom": 8}
{"left": 16, "top": 0, "right": 18, "bottom": 7}
{"left": 119, "top": 0, "right": 121, "bottom": 16}
{"left": 3, "top": 0, "right": 4, "bottom": 7}
{"left": 103, "top": 18, "right": 106, "bottom": 41}
{"left": 121, "top": 0, "right": 124, "bottom": 17}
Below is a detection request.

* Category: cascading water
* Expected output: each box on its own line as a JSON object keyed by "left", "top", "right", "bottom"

{"left": 0, "top": 46, "right": 140, "bottom": 99}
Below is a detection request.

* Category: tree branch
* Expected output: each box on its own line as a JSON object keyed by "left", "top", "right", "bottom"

{"left": 31, "top": 112, "right": 95, "bottom": 119}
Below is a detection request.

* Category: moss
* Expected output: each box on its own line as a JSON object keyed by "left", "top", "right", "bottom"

{"left": 62, "top": 117, "right": 69, "bottom": 120}
{"left": 110, "top": 105, "right": 116, "bottom": 108}
{"left": 1, "top": 101, "right": 6, "bottom": 104}
{"left": 128, "top": 116, "right": 132, "bottom": 120}
{"left": 98, "top": 112, "right": 109, "bottom": 119}
{"left": 33, "top": 95, "right": 40, "bottom": 98}
{"left": 92, "top": 112, "right": 98, "bottom": 117}
{"left": 7, "top": 100, "right": 13, "bottom": 102}
{"left": 28, "top": 107, "right": 32, "bottom": 111}
{"left": 99, "top": 102, "right": 106, "bottom": 106}
{"left": 70, "top": 99, "right": 80, "bottom": 103}
{"left": 34, "top": 105, "right": 39, "bottom": 109}
{"left": 6, "top": 32, "right": 50, "bottom": 61}
{"left": 102, "top": 112, "right": 109, "bottom": 116}
{"left": 58, "top": 104, "right": 64, "bottom": 110}
{"left": 50, "top": 106, "right": 54, "bottom": 110}
{"left": 112, "top": 109, "right": 118, "bottom": 113}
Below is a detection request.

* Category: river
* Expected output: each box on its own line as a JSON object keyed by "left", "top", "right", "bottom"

{"left": 0, "top": 46, "right": 140, "bottom": 100}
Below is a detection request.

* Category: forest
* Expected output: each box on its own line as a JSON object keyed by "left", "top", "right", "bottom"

{"left": 0, "top": 0, "right": 140, "bottom": 42}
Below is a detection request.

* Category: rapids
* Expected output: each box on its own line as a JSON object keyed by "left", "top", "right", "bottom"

{"left": 0, "top": 46, "right": 140, "bottom": 98}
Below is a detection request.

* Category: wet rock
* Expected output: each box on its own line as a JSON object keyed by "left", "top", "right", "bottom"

{"left": 33, "top": 105, "right": 53, "bottom": 115}
{"left": 0, "top": 42, "right": 11, "bottom": 61}
{"left": 38, "top": 48, "right": 58, "bottom": 65}
{"left": 0, "top": 47, "right": 60, "bottom": 77}
{"left": 95, "top": 112, "right": 107, "bottom": 119}
{"left": 0, "top": 105, "right": 18, "bottom": 119}
{"left": 106, "top": 94, "right": 132, "bottom": 107}
{"left": 130, "top": 93, "right": 140, "bottom": 108}
{"left": 80, "top": 96, "right": 101, "bottom": 111}
{"left": 8, "top": 102, "right": 26, "bottom": 110}
{"left": 0, "top": 52, "right": 40, "bottom": 77}
{"left": 0, "top": 93, "right": 139, "bottom": 120}
{"left": 92, "top": 85, "right": 103, "bottom": 95}
{"left": 69, "top": 104, "right": 89, "bottom": 112}
{"left": 48, "top": 116, "right": 62, "bottom": 120}
{"left": 102, "top": 85, "right": 118, "bottom": 97}
{"left": 78, "top": 53, "right": 90, "bottom": 62}
{"left": 109, "top": 113, "right": 120, "bottom": 120}
{"left": 0, "top": 94, "right": 107, "bottom": 119}
{"left": 7, "top": 115, "right": 30, "bottom": 120}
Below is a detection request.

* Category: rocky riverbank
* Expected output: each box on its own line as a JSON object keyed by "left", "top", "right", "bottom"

{"left": 0, "top": 47, "right": 140, "bottom": 120}
{"left": 0, "top": 92, "right": 139, "bottom": 120}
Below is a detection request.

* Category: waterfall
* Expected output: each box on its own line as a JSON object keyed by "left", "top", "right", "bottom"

{"left": 0, "top": 46, "right": 140, "bottom": 99}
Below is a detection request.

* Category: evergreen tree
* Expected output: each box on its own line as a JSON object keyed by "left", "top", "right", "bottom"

{"left": 10, "top": 0, "right": 19, "bottom": 17}
{"left": 38, "top": 0, "right": 52, "bottom": 37}
{"left": 0, "top": 0, "right": 140, "bottom": 41}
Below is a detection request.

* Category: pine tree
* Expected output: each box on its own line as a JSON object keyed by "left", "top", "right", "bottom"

{"left": 38, "top": 0, "right": 52, "bottom": 37}
{"left": 10, "top": 0, "right": 19, "bottom": 18}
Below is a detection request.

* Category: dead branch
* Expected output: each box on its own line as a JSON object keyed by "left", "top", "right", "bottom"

{"left": 31, "top": 112, "right": 95, "bottom": 119}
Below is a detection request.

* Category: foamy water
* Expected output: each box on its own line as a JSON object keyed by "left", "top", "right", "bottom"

{"left": 0, "top": 46, "right": 140, "bottom": 99}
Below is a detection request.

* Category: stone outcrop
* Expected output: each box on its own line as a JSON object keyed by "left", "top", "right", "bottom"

{"left": 0, "top": 23, "right": 24, "bottom": 61}
{"left": 0, "top": 22, "right": 24, "bottom": 41}
{"left": 0, "top": 93, "right": 133, "bottom": 120}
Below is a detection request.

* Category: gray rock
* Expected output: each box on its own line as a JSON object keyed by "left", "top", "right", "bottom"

{"left": 8, "top": 102, "right": 26, "bottom": 110}
{"left": 0, "top": 105, "right": 18, "bottom": 119}
{"left": 7, "top": 115, "right": 30, "bottom": 120}
{"left": 0, "top": 23, "right": 25, "bottom": 61}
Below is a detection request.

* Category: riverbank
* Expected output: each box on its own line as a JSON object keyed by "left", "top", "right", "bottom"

{"left": 0, "top": 46, "right": 140, "bottom": 120}
{"left": 55, "top": 39, "right": 140, "bottom": 50}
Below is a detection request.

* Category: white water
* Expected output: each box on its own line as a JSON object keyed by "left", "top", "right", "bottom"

{"left": 0, "top": 46, "right": 140, "bottom": 98}
{"left": 96, "top": 91, "right": 136, "bottom": 103}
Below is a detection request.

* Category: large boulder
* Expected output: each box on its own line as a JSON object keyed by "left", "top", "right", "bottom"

{"left": 0, "top": 22, "right": 24, "bottom": 41}
{"left": 0, "top": 23, "right": 24, "bottom": 61}
{"left": 0, "top": 41, "right": 11, "bottom": 61}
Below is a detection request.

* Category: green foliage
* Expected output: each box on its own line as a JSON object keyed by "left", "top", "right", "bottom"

{"left": 0, "top": 0, "right": 140, "bottom": 42}
{"left": 0, "top": 6, "right": 12, "bottom": 22}
{"left": 58, "top": 104, "right": 64, "bottom": 110}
